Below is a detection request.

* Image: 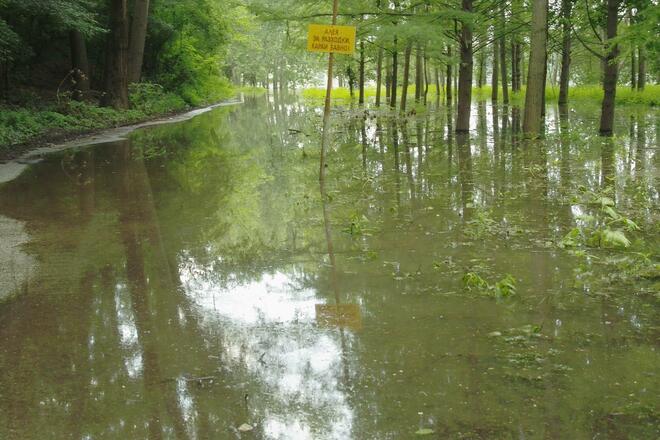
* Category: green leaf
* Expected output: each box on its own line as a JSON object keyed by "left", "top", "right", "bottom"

{"left": 415, "top": 428, "right": 435, "bottom": 435}
{"left": 601, "top": 229, "right": 631, "bottom": 248}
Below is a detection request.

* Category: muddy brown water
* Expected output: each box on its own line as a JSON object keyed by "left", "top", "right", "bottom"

{"left": 0, "top": 95, "right": 658, "bottom": 439}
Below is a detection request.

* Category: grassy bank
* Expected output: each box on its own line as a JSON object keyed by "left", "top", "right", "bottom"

{"left": 302, "top": 84, "right": 660, "bottom": 106}
{"left": 0, "top": 83, "right": 233, "bottom": 155}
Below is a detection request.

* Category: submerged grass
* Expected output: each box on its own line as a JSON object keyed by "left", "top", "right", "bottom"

{"left": 303, "top": 84, "right": 660, "bottom": 106}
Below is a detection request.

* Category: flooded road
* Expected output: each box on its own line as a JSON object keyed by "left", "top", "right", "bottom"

{"left": 0, "top": 95, "right": 658, "bottom": 439}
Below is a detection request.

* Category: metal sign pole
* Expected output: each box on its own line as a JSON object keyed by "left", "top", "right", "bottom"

{"left": 319, "top": 0, "right": 340, "bottom": 183}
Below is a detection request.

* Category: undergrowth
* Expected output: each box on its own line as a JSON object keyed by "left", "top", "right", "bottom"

{"left": 0, "top": 82, "right": 233, "bottom": 151}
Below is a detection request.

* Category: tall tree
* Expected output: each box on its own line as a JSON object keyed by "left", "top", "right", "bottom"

{"left": 375, "top": 47, "right": 383, "bottom": 106}
{"left": 558, "top": 0, "right": 573, "bottom": 105}
{"left": 390, "top": 36, "right": 398, "bottom": 108}
{"left": 102, "top": 0, "right": 130, "bottom": 109}
{"left": 446, "top": 45, "right": 453, "bottom": 103}
{"left": 128, "top": 0, "right": 150, "bottom": 84}
{"left": 456, "top": 0, "right": 473, "bottom": 132}
{"left": 598, "top": 0, "right": 621, "bottom": 135}
{"left": 491, "top": 38, "right": 499, "bottom": 102}
{"left": 359, "top": 40, "right": 365, "bottom": 105}
{"left": 69, "top": 31, "right": 90, "bottom": 101}
{"left": 522, "top": 0, "right": 548, "bottom": 137}
{"left": 499, "top": 6, "right": 509, "bottom": 104}
{"left": 400, "top": 42, "right": 412, "bottom": 112}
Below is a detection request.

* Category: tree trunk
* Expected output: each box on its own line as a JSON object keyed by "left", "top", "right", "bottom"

{"left": 390, "top": 37, "right": 398, "bottom": 108}
{"left": 69, "top": 30, "right": 90, "bottom": 101}
{"left": 456, "top": 0, "right": 474, "bottom": 132}
{"left": 102, "top": 0, "right": 130, "bottom": 109}
{"left": 558, "top": 0, "right": 572, "bottom": 105}
{"left": 423, "top": 53, "right": 429, "bottom": 105}
{"left": 0, "top": 61, "right": 9, "bottom": 98}
{"left": 599, "top": 0, "right": 620, "bottom": 136}
{"left": 128, "top": 0, "right": 150, "bottom": 84}
{"left": 375, "top": 47, "right": 383, "bottom": 106}
{"left": 631, "top": 47, "right": 637, "bottom": 89}
{"left": 637, "top": 47, "right": 646, "bottom": 90}
{"left": 516, "top": 43, "right": 523, "bottom": 87}
{"left": 401, "top": 42, "right": 412, "bottom": 112}
{"left": 446, "top": 46, "right": 453, "bottom": 104}
{"left": 415, "top": 45, "right": 422, "bottom": 102}
{"left": 500, "top": 8, "right": 509, "bottom": 104}
{"left": 385, "top": 54, "right": 391, "bottom": 99}
{"left": 500, "top": 35, "right": 509, "bottom": 103}
{"left": 435, "top": 67, "right": 440, "bottom": 104}
{"left": 541, "top": 47, "right": 548, "bottom": 115}
{"left": 359, "top": 40, "right": 365, "bottom": 105}
{"left": 511, "top": 42, "right": 517, "bottom": 91}
{"left": 522, "top": 0, "right": 548, "bottom": 137}
{"left": 347, "top": 65, "right": 355, "bottom": 98}
{"left": 478, "top": 48, "right": 485, "bottom": 88}
{"left": 491, "top": 38, "right": 499, "bottom": 102}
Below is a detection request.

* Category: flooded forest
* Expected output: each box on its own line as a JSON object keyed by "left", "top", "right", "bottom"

{"left": 0, "top": 0, "right": 658, "bottom": 439}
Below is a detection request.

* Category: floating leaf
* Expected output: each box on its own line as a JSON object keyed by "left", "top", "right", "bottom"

{"left": 415, "top": 428, "right": 435, "bottom": 435}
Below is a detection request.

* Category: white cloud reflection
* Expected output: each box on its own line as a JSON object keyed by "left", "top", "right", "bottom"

{"left": 179, "top": 258, "right": 354, "bottom": 439}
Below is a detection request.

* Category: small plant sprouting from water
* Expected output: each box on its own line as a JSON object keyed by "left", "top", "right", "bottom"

{"left": 462, "top": 271, "right": 517, "bottom": 299}
{"left": 561, "top": 190, "right": 640, "bottom": 250}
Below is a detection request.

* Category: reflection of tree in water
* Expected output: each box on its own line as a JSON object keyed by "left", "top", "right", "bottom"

{"left": 0, "top": 97, "right": 658, "bottom": 439}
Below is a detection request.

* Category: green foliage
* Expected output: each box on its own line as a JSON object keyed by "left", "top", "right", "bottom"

{"left": 560, "top": 190, "right": 640, "bottom": 250}
{"left": 150, "top": 0, "right": 233, "bottom": 105}
{"left": 462, "top": 272, "right": 517, "bottom": 299}
{"left": 0, "top": 86, "right": 189, "bottom": 148}
{"left": 0, "top": 0, "right": 101, "bottom": 63}
{"left": 129, "top": 83, "right": 188, "bottom": 115}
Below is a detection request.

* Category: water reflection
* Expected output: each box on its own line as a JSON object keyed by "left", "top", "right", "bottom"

{"left": 0, "top": 95, "right": 658, "bottom": 439}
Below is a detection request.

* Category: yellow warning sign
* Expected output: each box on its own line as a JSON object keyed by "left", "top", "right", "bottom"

{"left": 307, "top": 24, "right": 356, "bottom": 55}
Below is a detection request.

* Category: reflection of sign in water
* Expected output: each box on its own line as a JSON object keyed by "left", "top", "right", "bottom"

{"left": 315, "top": 304, "right": 362, "bottom": 330}
{"left": 307, "top": 24, "right": 356, "bottom": 55}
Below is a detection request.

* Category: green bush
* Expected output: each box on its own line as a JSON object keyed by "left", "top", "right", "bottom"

{"left": 0, "top": 82, "right": 199, "bottom": 150}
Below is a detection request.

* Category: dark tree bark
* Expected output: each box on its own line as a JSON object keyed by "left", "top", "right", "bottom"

{"left": 385, "top": 54, "right": 391, "bottom": 99}
{"left": 415, "top": 45, "right": 422, "bottom": 102}
{"left": 631, "top": 51, "right": 637, "bottom": 89}
{"left": 456, "top": 0, "right": 473, "bottom": 132}
{"left": 128, "top": 0, "right": 150, "bottom": 84}
{"left": 423, "top": 53, "right": 429, "bottom": 104}
{"left": 558, "top": 0, "right": 572, "bottom": 105}
{"left": 491, "top": 38, "right": 499, "bottom": 102}
{"left": 102, "top": 0, "right": 130, "bottom": 109}
{"left": 599, "top": 0, "right": 621, "bottom": 136}
{"left": 446, "top": 46, "right": 453, "bottom": 104}
{"left": 522, "top": 0, "right": 548, "bottom": 137}
{"left": 499, "top": 8, "right": 509, "bottom": 104}
{"left": 637, "top": 47, "right": 646, "bottom": 90}
{"left": 435, "top": 67, "right": 440, "bottom": 104}
{"left": 511, "top": 42, "right": 517, "bottom": 91}
{"left": 359, "top": 40, "right": 365, "bottom": 105}
{"left": 69, "top": 30, "right": 90, "bottom": 101}
{"left": 376, "top": 47, "right": 383, "bottom": 106}
{"left": 347, "top": 64, "right": 355, "bottom": 98}
{"left": 401, "top": 42, "right": 412, "bottom": 112}
{"left": 500, "top": 36, "right": 509, "bottom": 103}
{"left": 516, "top": 43, "right": 523, "bottom": 87}
{"left": 390, "top": 37, "right": 399, "bottom": 108}
{"left": 478, "top": 48, "right": 485, "bottom": 88}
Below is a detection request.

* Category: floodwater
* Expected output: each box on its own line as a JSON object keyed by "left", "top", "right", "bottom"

{"left": 0, "top": 94, "right": 658, "bottom": 439}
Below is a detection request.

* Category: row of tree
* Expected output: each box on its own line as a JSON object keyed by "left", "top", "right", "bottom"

{"left": 245, "top": 0, "right": 657, "bottom": 137}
